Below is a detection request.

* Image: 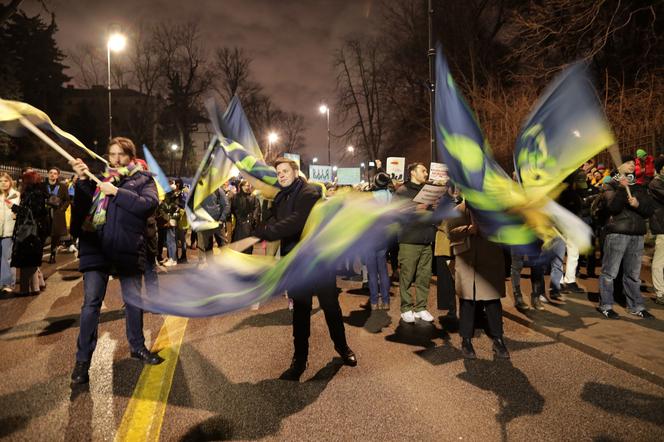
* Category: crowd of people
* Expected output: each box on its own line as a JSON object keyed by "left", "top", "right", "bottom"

{"left": 1, "top": 137, "right": 662, "bottom": 384}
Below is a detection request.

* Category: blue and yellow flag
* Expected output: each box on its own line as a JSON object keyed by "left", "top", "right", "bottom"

{"left": 219, "top": 95, "right": 264, "bottom": 161}
{"left": 0, "top": 98, "right": 107, "bottom": 164}
{"left": 142, "top": 145, "right": 172, "bottom": 200}
{"left": 434, "top": 45, "right": 537, "bottom": 250}
{"left": 515, "top": 63, "right": 615, "bottom": 200}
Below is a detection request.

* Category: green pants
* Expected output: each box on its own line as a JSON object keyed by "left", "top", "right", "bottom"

{"left": 398, "top": 243, "right": 432, "bottom": 313}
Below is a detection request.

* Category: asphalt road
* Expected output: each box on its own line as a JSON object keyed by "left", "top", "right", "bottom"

{"left": 1, "top": 255, "right": 663, "bottom": 441}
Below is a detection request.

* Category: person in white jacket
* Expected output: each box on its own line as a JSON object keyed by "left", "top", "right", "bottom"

{"left": 0, "top": 172, "right": 19, "bottom": 293}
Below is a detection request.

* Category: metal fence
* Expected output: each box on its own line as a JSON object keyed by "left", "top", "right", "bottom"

{"left": 0, "top": 165, "right": 74, "bottom": 181}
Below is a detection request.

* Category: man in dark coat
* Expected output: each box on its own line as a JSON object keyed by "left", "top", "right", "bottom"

{"left": 598, "top": 155, "right": 655, "bottom": 319}
{"left": 45, "top": 167, "right": 70, "bottom": 263}
{"left": 69, "top": 137, "right": 163, "bottom": 385}
{"left": 252, "top": 158, "right": 356, "bottom": 381}
{"left": 649, "top": 156, "right": 664, "bottom": 305}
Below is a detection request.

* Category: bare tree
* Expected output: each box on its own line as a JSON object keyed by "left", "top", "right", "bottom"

{"left": 279, "top": 112, "right": 306, "bottom": 153}
{"left": 213, "top": 46, "right": 262, "bottom": 106}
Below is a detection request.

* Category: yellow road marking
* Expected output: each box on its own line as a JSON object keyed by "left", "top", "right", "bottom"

{"left": 114, "top": 316, "right": 188, "bottom": 442}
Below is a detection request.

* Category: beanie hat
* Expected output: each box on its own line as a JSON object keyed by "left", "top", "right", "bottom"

{"left": 373, "top": 171, "right": 391, "bottom": 189}
{"left": 636, "top": 149, "right": 647, "bottom": 159}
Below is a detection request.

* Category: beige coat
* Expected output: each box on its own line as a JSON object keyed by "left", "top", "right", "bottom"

{"left": 0, "top": 189, "right": 19, "bottom": 238}
{"left": 434, "top": 221, "right": 452, "bottom": 257}
{"left": 447, "top": 202, "right": 505, "bottom": 301}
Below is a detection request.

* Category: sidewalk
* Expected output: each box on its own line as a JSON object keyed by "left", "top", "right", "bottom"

{"left": 503, "top": 270, "right": 664, "bottom": 387}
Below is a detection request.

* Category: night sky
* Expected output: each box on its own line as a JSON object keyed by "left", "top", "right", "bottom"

{"left": 24, "top": 0, "right": 377, "bottom": 161}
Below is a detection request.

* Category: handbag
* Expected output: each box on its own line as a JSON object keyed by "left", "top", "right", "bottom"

{"left": 14, "top": 207, "right": 38, "bottom": 242}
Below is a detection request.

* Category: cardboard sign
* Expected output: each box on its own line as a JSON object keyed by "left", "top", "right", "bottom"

{"left": 336, "top": 167, "right": 361, "bottom": 185}
{"left": 429, "top": 162, "right": 449, "bottom": 182}
{"left": 413, "top": 184, "right": 447, "bottom": 205}
{"left": 283, "top": 152, "right": 301, "bottom": 169}
{"left": 309, "top": 165, "right": 332, "bottom": 182}
{"left": 386, "top": 157, "right": 405, "bottom": 181}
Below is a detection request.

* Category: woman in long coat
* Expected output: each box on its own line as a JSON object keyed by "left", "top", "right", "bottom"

{"left": 230, "top": 180, "right": 260, "bottom": 254}
{"left": 10, "top": 171, "right": 50, "bottom": 295}
{"left": 45, "top": 167, "right": 71, "bottom": 263}
{"left": 447, "top": 201, "right": 509, "bottom": 360}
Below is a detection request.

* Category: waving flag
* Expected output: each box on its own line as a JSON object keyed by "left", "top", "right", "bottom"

{"left": 0, "top": 98, "right": 107, "bottom": 164}
{"left": 515, "top": 63, "right": 615, "bottom": 200}
{"left": 142, "top": 145, "right": 172, "bottom": 200}
{"left": 219, "top": 95, "right": 264, "bottom": 161}
{"left": 434, "top": 45, "right": 536, "bottom": 250}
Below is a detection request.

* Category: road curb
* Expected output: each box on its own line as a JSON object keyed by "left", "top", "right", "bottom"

{"left": 503, "top": 310, "right": 664, "bottom": 388}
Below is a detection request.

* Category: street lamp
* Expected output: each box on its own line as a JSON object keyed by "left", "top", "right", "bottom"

{"left": 332, "top": 165, "right": 338, "bottom": 172}
{"left": 170, "top": 143, "right": 178, "bottom": 176}
{"left": 107, "top": 29, "right": 126, "bottom": 140}
{"left": 267, "top": 131, "right": 279, "bottom": 159}
{"left": 312, "top": 157, "right": 318, "bottom": 164}
{"left": 319, "top": 103, "right": 330, "bottom": 165}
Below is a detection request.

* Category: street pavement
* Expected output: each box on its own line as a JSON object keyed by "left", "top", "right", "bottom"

{"left": 1, "top": 250, "right": 663, "bottom": 441}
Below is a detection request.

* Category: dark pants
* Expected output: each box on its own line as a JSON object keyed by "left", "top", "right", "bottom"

{"left": 50, "top": 234, "right": 61, "bottom": 255}
{"left": 366, "top": 248, "right": 390, "bottom": 305}
{"left": 143, "top": 256, "right": 159, "bottom": 297}
{"left": 157, "top": 227, "right": 167, "bottom": 261}
{"left": 76, "top": 270, "right": 146, "bottom": 362}
{"left": 290, "top": 274, "right": 348, "bottom": 360}
{"left": 435, "top": 256, "right": 455, "bottom": 314}
{"left": 459, "top": 299, "right": 504, "bottom": 339}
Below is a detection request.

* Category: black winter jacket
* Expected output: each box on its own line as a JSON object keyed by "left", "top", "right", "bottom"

{"left": 396, "top": 181, "right": 435, "bottom": 245}
{"left": 648, "top": 175, "right": 664, "bottom": 235}
{"left": 253, "top": 178, "right": 320, "bottom": 256}
{"left": 72, "top": 171, "right": 159, "bottom": 275}
{"left": 601, "top": 180, "right": 654, "bottom": 236}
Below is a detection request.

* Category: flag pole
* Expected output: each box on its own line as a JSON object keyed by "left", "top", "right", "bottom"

{"left": 18, "top": 117, "right": 102, "bottom": 184}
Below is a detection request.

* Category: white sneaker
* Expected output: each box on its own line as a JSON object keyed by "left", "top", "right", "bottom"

{"left": 414, "top": 310, "right": 435, "bottom": 322}
{"left": 400, "top": 311, "right": 416, "bottom": 323}
{"left": 68, "top": 244, "right": 78, "bottom": 253}
{"left": 164, "top": 258, "right": 177, "bottom": 267}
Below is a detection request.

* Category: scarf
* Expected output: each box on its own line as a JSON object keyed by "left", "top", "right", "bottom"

{"left": 274, "top": 177, "right": 305, "bottom": 215}
{"left": 87, "top": 162, "right": 143, "bottom": 230}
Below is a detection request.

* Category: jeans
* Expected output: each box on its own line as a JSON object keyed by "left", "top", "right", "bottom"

{"left": 0, "top": 237, "right": 15, "bottom": 287}
{"left": 143, "top": 256, "right": 159, "bottom": 298}
{"left": 510, "top": 252, "right": 524, "bottom": 294}
{"left": 549, "top": 237, "right": 566, "bottom": 294}
{"left": 166, "top": 228, "right": 177, "bottom": 260}
{"left": 366, "top": 248, "right": 389, "bottom": 306}
{"left": 653, "top": 235, "right": 664, "bottom": 298}
{"left": 76, "top": 270, "right": 146, "bottom": 362}
{"left": 599, "top": 234, "right": 645, "bottom": 312}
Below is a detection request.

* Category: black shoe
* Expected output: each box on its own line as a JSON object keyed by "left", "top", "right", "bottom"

{"left": 549, "top": 291, "right": 566, "bottom": 301}
{"left": 514, "top": 295, "right": 530, "bottom": 311}
{"left": 48, "top": 253, "right": 56, "bottom": 264}
{"left": 599, "top": 308, "right": 620, "bottom": 320}
{"left": 279, "top": 357, "right": 307, "bottom": 381}
{"left": 130, "top": 349, "right": 164, "bottom": 365}
{"left": 492, "top": 338, "right": 510, "bottom": 359}
{"left": 654, "top": 297, "right": 664, "bottom": 306}
{"left": 71, "top": 361, "right": 90, "bottom": 384}
{"left": 629, "top": 309, "right": 655, "bottom": 319}
{"left": 561, "top": 282, "right": 586, "bottom": 294}
{"left": 335, "top": 346, "right": 358, "bottom": 366}
{"left": 461, "top": 338, "right": 476, "bottom": 359}
{"left": 177, "top": 258, "right": 188, "bottom": 264}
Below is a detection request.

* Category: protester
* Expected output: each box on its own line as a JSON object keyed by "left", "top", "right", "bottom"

{"left": 649, "top": 156, "right": 664, "bottom": 305}
{"left": 196, "top": 186, "right": 229, "bottom": 264}
{"left": 10, "top": 170, "right": 49, "bottom": 295}
{"left": 45, "top": 167, "right": 71, "bottom": 263}
{"left": 396, "top": 163, "right": 435, "bottom": 323}
{"left": 69, "top": 136, "right": 163, "bottom": 385}
{"left": 597, "top": 155, "right": 655, "bottom": 319}
{"left": 0, "top": 172, "right": 19, "bottom": 293}
{"left": 634, "top": 148, "right": 654, "bottom": 185}
{"left": 448, "top": 200, "right": 509, "bottom": 359}
{"left": 252, "top": 157, "right": 356, "bottom": 381}
{"left": 230, "top": 180, "right": 260, "bottom": 253}
{"left": 159, "top": 179, "right": 184, "bottom": 266}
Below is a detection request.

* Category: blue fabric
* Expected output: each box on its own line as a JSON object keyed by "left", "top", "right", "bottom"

{"left": 0, "top": 237, "right": 14, "bottom": 287}
{"left": 166, "top": 228, "right": 177, "bottom": 260}
{"left": 548, "top": 237, "right": 566, "bottom": 294}
{"left": 76, "top": 270, "right": 145, "bottom": 361}
{"left": 599, "top": 234, "right": 645, "bottom": 312}
{"left": 366, "top": 248, "right": 389, "bottom": 305}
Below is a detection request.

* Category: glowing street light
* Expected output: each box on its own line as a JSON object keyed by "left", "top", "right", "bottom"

{"left": 347, "top": 145, "right": 354, "bottom": 153}
{"left": 169, "top": 143, "right": 179, "bottom": 175}
{"left": 318, "top": 102, "right": 331, "bottom": 165}
{"left": 312, "top": 157, "right": 318, "bottom": 164}
{"left": 332, "top": 165, "right": 338, "bottom": 172}
{"left": 106, "top": 28, "right": 126, "bottom": 140}
{"left": 360, "top": 162, "right": 365, "bottom": 168}
{"left": 267, "top": 131, "right": 279, "bottom": 158}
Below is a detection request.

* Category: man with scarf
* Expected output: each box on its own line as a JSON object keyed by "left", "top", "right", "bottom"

{"left": 598, "top": 155, "right": 655, "bottom": 320}
{"left": 69, "top": 137, "right": 163, "bottom": 385}
{"left": 252, "top": 157, "right": 356, "bottom": 381}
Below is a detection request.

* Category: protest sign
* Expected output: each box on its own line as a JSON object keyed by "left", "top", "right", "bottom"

{"left": 309, "top": 165, "right": 332, "bottom": 182}
{"left": 386, "top": 157, "right": 405, "bottom": 181}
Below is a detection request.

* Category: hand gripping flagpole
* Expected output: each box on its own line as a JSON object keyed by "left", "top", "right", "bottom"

{"left": 607, "top": 143, "right": 632, "bottom": 198}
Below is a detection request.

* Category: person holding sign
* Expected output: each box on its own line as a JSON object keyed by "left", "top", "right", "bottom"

{"left": 395, "top": 163, "right": 436, "bottom": 323}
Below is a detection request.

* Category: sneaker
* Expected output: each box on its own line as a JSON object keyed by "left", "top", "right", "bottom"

{"left": 599, "top": 308, "right": 620, "bottom": 319}
{"left": 414, "top": 310, "right": 435, "bottom": 322}
{"left": 539, "top": 295, "right": 549, "bottom": 304}
{"left": 68, "top": 244, "right": 78, "bottom": 253}
{"left": 629, "top": 310, "right": 655, "bottom": 319}
{"left": 531, "top": 296, "right": 545, "bottom": 311}
{"left": 164, "top": 258, "right": 177, "bottom": 267}
{"left": 654, "top": 296, "right": 664, "bottom": 306}
{"left": 400, "top": 310, "right": 416, "bottom": 323}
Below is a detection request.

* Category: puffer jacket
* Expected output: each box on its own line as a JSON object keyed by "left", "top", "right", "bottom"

{"left": 72, "top": 171, "right": 158, "bottom": 275}
{"left": 0, "top": 188, "right": 19, "bottom": 237}
{"left": 395, "top": 181, "right": 435, "bottom": 245}
{"left": 602, "top": 180, "right": 654, "bottom": 236}
{"left": 648, "top": 175, "right": 664, "bottom": 234}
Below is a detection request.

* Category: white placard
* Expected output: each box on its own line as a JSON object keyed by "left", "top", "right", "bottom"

{"left": 386, "top": 157, "right": 405, "bottom": 181}
{"left": 336, "top": 167, "right": 361, "bottom": 185}
{"left": 309, "top": 165, "right": 332, "bottom": 182}
{"left": 429, "top": 162, "right": 449, "bottom": 182}
{"left": 413, "top": 184, "right": 447, "bottom": 205}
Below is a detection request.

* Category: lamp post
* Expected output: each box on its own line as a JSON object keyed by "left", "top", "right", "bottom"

{"left": 170, "top": 143, "right": 178, "bottom": 176}
{"left": 107, "top": 30, "right": 126, "bottom": 140}
{"left": 312, "top": 157, "right": 318, "bottom": 164}
{"left": 360, "top": 162, "right": 365, "bottom": 182}
{"left": 267, "top": 131, "right": 279, "bottom": 160}
{"left": 319, "top": 104, "right": 330, "bottom": 165}
{"left": 347, "top": 145, "right": 355, "bottom": 165}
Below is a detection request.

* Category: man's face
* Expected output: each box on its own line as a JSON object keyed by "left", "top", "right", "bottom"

{"left": 108, "top": 144, "right": 131, "bottom": 167}
{"left": 276, "top": 163, "right": 296, "bottom": 187}
{"left": 621, "top": 160, "right": 636, "bottom": 174}
{"left": 411, "top": 165, "right": 428, "bottom": 184}
{"left": 48, "top": 169, "right": 59, "bottom": 183}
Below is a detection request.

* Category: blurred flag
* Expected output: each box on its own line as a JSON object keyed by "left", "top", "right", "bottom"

{"left": 0, "top": 98, "right": 107, "bottom": 164}
{"left": 142, "top": 145, "right": 172, "bottom": 200}
{"left": 434, "top": 45, "right": 537, "bottom": 250}
{"left": 219, "top": 95, "right": 264, "bottom": 161}
{"left": 514, "top": 63, "right": 616, "bottom": 200}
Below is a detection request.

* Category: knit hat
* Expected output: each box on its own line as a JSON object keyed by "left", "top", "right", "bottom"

{"left": 373, "top": 171, "right": 391, "bottom": 189}
{"left": 636, "top": 149, "right": 647, "bottom": 159}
